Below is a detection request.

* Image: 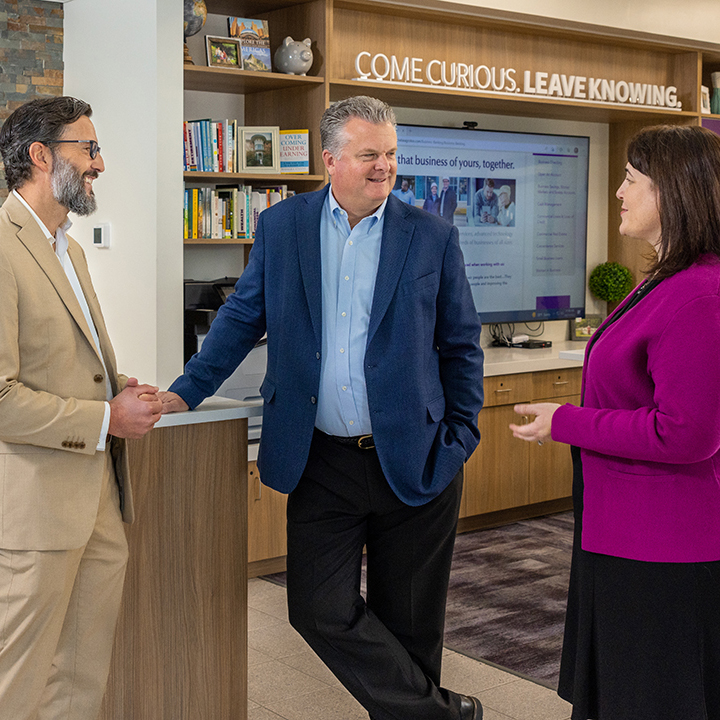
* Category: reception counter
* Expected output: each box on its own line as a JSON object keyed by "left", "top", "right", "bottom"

{"left": 100, "top": 397, "right": 262, "bottom": 720}
{"left": 99, "top": 345, "right": 584, "bottom": 717}
{"left": 483, "top": 339, "right": 585, "bottom": 375}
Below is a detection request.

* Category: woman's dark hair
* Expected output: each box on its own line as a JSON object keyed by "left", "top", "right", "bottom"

{"left": 0, "top": 96, "right": 92, "bottom": 191}
{"left": 626, "top": 124, "right": 720, "bottom": 279}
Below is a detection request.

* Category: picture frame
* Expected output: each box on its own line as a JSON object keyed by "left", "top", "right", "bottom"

{"left": 571, "top": 314, "right": 602, "bottom": 341}
{"left": 701, "top": 85, "right": 711, "bottom": 114}
{"left": 205, "top": 35, "right": 242, "bottom": 69}
{"left": 241, "top": 126, "right": 280, "bottom": 172}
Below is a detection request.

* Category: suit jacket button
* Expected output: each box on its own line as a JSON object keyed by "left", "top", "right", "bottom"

{"left": 94, "top": 374, "right": 104, "bottom": 383}
{"left": 310, "top": 396, "right": 317, "bottom": 404}
{"left": 62, "top": 440, "right": 70, "bottom": 448}
{"left": 78, "top": 442, "right": 86, "bottom": 449}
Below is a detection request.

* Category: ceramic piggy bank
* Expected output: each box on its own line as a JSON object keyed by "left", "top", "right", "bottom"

{"left": 274, "top": 37, "right": 313, "bottom": 75}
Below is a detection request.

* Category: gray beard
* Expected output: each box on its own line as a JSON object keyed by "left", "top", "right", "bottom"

{"left": 50, "top": 154, "right": 97, "bottom": 216}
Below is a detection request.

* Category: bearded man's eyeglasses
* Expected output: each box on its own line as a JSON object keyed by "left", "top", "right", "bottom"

{"left": 46, "top": 140, "right": 101, "bottom": 159}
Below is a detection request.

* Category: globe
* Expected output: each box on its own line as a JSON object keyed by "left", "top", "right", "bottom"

{"left": 184, "top": 0, "right": 207, "bottom": 38}
{"left": 184, "top": 0, "right": 207, "bottom": 64}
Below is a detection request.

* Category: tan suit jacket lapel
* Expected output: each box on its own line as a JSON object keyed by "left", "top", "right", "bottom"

{"left": 67, "top": 240, "right": 120, "bottom": 394}
{"left": 9, "top": 195, "right": 106, "bottom": 371}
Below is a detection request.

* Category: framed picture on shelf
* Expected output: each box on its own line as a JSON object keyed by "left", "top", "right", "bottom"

{"left": 701, "top": 85, "right": 711, "bottom": 114}
{"left": 571, "top": 314, "right": 603, "bottom": 341}
{"left": 241, "top": 126, "right": 280, "bottom": 172}
{"left": 205, "top": 35, "right": 242, "bottom": 69}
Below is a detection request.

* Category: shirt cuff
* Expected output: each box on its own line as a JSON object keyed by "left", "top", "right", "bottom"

{"left": 96, "top": 402, "right": 111, "bottom": 451}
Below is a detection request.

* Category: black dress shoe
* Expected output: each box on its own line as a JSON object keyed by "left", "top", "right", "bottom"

{"left": 459, "top": 694, "right": 483, "bottom": 720}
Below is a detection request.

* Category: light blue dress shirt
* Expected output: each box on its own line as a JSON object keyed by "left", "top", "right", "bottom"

{"left": 314, "top": 188, "right": 387, "bottom": 437}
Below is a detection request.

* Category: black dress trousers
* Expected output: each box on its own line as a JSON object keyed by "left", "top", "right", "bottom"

{"left": 286, "top": 430, "right": 464, "bottom": 720}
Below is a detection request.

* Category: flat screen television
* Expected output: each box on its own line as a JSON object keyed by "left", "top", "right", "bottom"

{"left": 394, "top": 123, "right": 590, "bottom": 324}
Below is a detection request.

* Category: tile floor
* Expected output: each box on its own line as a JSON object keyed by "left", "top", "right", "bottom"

{"left": 248, "top": 577, "right": 573, "bottom": 720}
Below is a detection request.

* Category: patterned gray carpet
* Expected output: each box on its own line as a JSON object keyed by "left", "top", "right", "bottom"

{"left": 263, "top": 511, "right": 574, "bottom": 689}
{"left": 444, "top": 511, "right": 573, "bottom": 688}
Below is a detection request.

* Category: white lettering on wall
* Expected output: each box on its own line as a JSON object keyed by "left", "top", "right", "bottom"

{"left": 355, "top": 52, "right": 682, "bottom": 110}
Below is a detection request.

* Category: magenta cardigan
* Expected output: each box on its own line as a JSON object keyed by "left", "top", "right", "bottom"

{"left": 553, "top": 255, "right": 720, "bottom": 562}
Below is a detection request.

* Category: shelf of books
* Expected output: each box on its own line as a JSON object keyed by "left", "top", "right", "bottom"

{"left": 183, "top": 114, "right": 323, "bottom": 245}
{"left": 184, "top": 182, "right": 318, "bottom": 245}
{"left": 185, "top": 172, "right": 324, "bottom": 183}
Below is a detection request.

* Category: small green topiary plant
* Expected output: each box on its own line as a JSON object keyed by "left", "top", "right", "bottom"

{"left": 588, "top": 262, "right": 635, "bottom": 302}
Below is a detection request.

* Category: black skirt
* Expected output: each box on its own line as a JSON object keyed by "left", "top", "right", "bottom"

{"left": 558, "top": 446, "right": 720, "bottom": 720}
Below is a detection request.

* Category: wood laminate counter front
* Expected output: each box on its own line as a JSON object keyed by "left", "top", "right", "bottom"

{"left": 101, "top": 397, "right": 260, "bottom": 720}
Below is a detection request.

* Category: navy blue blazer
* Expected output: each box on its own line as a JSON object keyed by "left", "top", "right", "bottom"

{"left": 170, "top": 186, "right": 484, "bottom": 506}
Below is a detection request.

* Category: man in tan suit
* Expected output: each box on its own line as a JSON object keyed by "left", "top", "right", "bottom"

{"left": 0, "top": 97, "right": 162, "bottom": 720}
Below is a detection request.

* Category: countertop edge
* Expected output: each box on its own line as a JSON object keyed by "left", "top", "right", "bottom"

{"left": 482, "top": 340, "right": 585, "bottom": 376}
{"left": 155, "top": 397, "right": 264, "bottom": 428}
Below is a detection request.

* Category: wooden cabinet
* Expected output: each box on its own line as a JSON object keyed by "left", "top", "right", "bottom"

{"left": 245, "top": 367, "right": 582, "bottom": 568}
{"left": 528, "top": 370, "right": 582, "bottom": 504}
{"left": 462, "top": 368, "right": 581, "bottom": 518}
{"left": 247, "top": 460, "right": 287, "bottom": 575}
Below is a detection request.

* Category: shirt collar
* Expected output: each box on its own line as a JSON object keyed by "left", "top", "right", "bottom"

{"left": 13, "top": 189, "right": 72, "bottom": 258}
{"left": 328, "top": 186, "right": 388, "bottom": 231}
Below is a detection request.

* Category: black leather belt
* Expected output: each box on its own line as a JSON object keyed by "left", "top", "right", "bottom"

{"left": 317, "top": 430, "right": 375, "bottom": 450}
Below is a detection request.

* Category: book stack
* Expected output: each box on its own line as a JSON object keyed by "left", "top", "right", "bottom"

{"left": 184, "top": 119, "right": 238, "bottom": 173}
{"left": 184, "top": 184, "right": 294, "bottom": 240}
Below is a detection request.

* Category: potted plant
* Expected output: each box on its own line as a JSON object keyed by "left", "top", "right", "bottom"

{"left": 588, "top": 262, "right": 635, "bottom": 304}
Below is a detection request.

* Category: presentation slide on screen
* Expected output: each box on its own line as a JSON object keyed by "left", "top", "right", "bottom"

{"left": 394, "top": 125, "right": 589, "bottom": 323}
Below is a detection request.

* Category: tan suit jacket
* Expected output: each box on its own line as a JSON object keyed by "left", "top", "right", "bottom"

{"left": 0, "top": 193, "right": 133, "bottom": 551}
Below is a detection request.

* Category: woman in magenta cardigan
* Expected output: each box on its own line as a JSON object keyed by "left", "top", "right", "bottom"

{"left": 510, "top": 125, "right": 720, "bottom": 720}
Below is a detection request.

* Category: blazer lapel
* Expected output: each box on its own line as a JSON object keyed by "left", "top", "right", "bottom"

{"left": 67, "top": 241, "right": 120, "bottom": 392}
{"left": 9, "top": 197, "right": 106, "bottom": 369}
{"left": 296, "top": 186, "right": 328, "bottom": 346}
{"left": 367, "top": 194, "right": 414, "bottom": 345}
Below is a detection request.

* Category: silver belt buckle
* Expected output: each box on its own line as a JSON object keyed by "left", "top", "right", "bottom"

{"left": 357, "top": 434, "right": 375, "bottom": 450}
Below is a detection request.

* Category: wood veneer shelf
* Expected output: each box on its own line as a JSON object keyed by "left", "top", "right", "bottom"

{"left": 184, "top": 237, "right": 254, "bottom": 245}
{"left": 184, "top": 172, "right": 325, "bottom": 183}
{"left": 184, "top": 66, "right": 324, "bottom": 95}
{"left": 329, "top": 79, "right": 699, "bottom": 124}
{"left": 206, "top": 0, "right": 316, "bottom": 15}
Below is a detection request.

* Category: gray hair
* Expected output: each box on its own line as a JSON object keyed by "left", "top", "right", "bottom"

{"left": 0, "top": 96, "right": 93, "bottom": 191}
{"left": 320, "top": 96, "right": 396, "bottom": 158}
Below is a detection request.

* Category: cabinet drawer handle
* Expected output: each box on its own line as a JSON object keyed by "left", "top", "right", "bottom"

{"left": 495, "top": 388, "right": 513, "bottom": 393}
{"left": 553, "top": 381, "right": 569, "bottom": 386}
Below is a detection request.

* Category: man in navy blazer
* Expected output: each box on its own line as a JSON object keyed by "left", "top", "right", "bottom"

{"left": 161, "top": 96, "right": 484, "bottom": 720}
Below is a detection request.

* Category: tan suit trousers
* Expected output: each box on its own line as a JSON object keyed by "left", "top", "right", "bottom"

{"left": 0, "top": 451, "right": 128, "bottom": 720}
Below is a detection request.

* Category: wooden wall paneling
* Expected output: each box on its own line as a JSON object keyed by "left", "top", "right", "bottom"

{"left": 262, "top": 0, "right": 328, "bottom": 77}
{"left": 100, "top": 419, "right": 249, "bottom": 720}
{"left": 701, "top": 51, "right": 720, "bottom": 94}
{"left": 331, "top": 7, "right": 693, "bottom": 90}
{"left": 329, "top": 7, "right": 700, "bottom": 124}
{"left": 670, "top": 51, "right": 702, "bottom": 113}
{"left": 607, "top": 119, "right": 659, "bottom": 287}
{"left": 244, "top": 83, "right": 328, "bottom": 183}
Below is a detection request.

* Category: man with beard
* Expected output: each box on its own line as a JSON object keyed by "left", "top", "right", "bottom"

{"left": 0, "top": 96, "right": 162, "bottom": 720}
